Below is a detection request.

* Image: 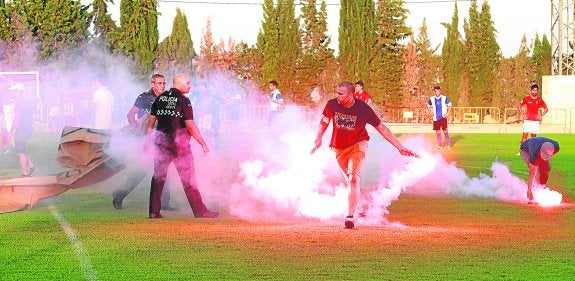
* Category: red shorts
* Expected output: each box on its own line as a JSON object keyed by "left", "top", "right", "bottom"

{"left": 433, "top": 118, "right": 448, "bottom": 131}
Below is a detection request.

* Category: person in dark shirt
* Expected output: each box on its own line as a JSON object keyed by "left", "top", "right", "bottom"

{"left": 311, "top": 81, "right": 417, "bottom": 229}
{"left": 519, "top": 136, "right": 559, "bottom": 203}
{"left": 146, "top": 74, "right": 219, "bottom": 219}
{"left": 112, "top": 74, "right": 175, "bottom": 210}
{"left": 10, "top": 83, "right": 38, "bottom": 176}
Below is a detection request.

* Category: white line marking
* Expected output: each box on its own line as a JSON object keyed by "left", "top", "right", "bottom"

{"left": 49, "top": 206, "right": 99, "bottom": 281}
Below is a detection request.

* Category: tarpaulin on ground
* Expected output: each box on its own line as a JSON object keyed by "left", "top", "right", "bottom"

{"left": 0, "top": 127, "right": 125, "bottom": 213}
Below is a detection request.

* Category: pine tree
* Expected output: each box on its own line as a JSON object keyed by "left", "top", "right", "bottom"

{"left": 370, "top": 0, "right": 411, "bottom": 105}
{"left": 155, "top": 8, "right": 195, "bottom": 78}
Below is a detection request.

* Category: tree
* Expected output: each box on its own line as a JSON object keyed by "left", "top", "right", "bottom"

{"left": 155, "top": 8, "right": 195, "bottom": 78}
{"left": 196, "top": 17, "right": 216, "bottom": 77}
{"left": 463, "top": 0, "right": 500, "bottom": 106}
{"left": 0, "top": 0, "right": 90, "bottom": 63}
{"left": 370, "top": 0, "right": 411, "bottom": 106}
{"left": 441, "top": 2, "right": 466, "bottom": 105}
{"left": 415, "top": 18, "right": 440, "bottom": 106}
{"left": 402, "top": 34, "right": 419, "bottom": 108}
{"left": 0, "top": 3, "right": 37, "bottom": 68}
{"left": 256, "top": 0, "right": 301, "bottom": 101}
{"left": 494, "top": 36, "right": 533, "bottom": 110}
{"left": 338, "top": 0, "right": 375, "bottom": 81}
{"left": 91, "top": 0, "right": 117, "bottom": 44}
{"left": 297, "top": 0, "right": 335, "bottom": 104}
{"left": 233, "top": 41, "right": 261, "bottom": 81}
{"left": 531, "top": 34, "right": 552, "bottom": 85}
{"left": 109, "top": 0, "right": 159, "bottom": 76}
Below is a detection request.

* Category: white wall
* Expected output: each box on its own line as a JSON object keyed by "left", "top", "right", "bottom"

{"left": 542, "top": 75, "right": 575, "bottom": 125}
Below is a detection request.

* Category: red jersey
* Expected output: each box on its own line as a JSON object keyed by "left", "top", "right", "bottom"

{"left": 520, "top": 96, "right": 547, "bottom": 121}
{"left": 354, "top": 90, "right": 372, "bottom": 103}
{"left": 322, "top": 99, "right": 380, "bottom": 150}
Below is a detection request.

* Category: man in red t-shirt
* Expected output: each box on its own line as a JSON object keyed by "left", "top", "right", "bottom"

{"left": 354, "top": 80, "right": 372, "bottom": 105}
{"left": 311, "top": 82, "right": 417, "bottom": 229}
{"left": 518, "top": 84, "right": 548, "bottom": 144}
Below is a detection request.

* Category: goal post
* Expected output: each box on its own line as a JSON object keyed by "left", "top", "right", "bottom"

{"left": 0, "top": 71, "right": 40, "bottom": 99}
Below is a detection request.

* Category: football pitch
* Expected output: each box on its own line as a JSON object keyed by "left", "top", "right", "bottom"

{"left": 1, "top": 132, "right": 574, "bottom": 280}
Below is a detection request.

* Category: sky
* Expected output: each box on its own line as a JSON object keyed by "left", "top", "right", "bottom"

{"left": 106, "top": 0, "right": 552, "bottom": 58}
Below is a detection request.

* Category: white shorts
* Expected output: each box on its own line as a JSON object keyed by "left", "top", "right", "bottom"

{"left": 522, "top": 120, "right": 540, "bottom": 134}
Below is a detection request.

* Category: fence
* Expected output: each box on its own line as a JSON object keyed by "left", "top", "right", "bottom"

{"left": 33, "top": 103, "right": 575, "bottom": 133}
{"left": 222, "top": 104, "right": 572, "bottom": 132}
{"left": 377, "top": 106, "right": 502, "bottom": 124}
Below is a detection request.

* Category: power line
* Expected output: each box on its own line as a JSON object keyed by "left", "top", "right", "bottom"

{"left": 157, "top": 0, "right": 473, "bottom": 5}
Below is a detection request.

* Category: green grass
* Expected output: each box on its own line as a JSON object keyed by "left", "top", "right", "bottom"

{"left": 446, "top": 133, "right": 575, "bottom": 197}
{"left": 1, "top": 132, "right": 574, "bottom": 280}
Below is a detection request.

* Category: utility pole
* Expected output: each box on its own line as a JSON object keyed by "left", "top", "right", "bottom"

{"left": 551, "top": 0, "right": 575, "bottom": 75}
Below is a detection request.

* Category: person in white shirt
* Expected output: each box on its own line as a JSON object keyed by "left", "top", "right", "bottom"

{"left": 268, "top": 80, "right": 283, "bottom": 125}
{"left": 426, "top": 86, "right": 452, "bottom": 150}
{"left": 91, "top": 75, "right": 114, "bottom": 130}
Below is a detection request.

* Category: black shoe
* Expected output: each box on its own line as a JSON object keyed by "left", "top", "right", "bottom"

{"left": 344, "top": 216, "right": 354, "bottom": 229}
{"left": 149, "top": 213, "right": 164, "bottom": 219}
{"left": 196, "top": 210, "right": 219, "bottom": 218}
{"left": 112, "top": 193, "right": 123, "bottom": 210}
{"left": 161, "top": 205, "right": 177, "bottom": 211}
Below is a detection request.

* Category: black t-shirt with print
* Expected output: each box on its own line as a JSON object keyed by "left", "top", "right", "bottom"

{"left": 150, "top": 88, "right": 194, "bottom": 145}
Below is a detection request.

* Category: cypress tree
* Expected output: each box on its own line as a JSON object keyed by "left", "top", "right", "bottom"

{"left": 257, "top": 0, "right": 301, "bottom": 100}
{"left": 110, "top": 0, "right": 159, "bottom": 76}
{"left": 415, "top": 18, "right": 440, "bottom": 107}
{"left": 463, "top": 0, "right": 500, "bottom": 106}
{"left": 370, "top": 0, "right": 411, "bottom": 105}
{"left": 155, "top": 8, "right": 195, "bottom": 77}
{"left": 257, "top": 0, "right": 280, "bottom": 87}
{"left": 91, "top": 0, "right": 117, "bottom": 44}
{"left": 298, "top": 0, "right": 334, "bottom": 104}
{"left": 338, "top": 0, "right": 375, "bottom": 81}
{"left": 532, "top": 34, "right": 552, "bottom": 85}
{"left": 441, "top": 2, "right": 466, "bottom": 105}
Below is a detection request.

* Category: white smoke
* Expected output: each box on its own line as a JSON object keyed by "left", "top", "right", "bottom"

{"left": 208, "top": 107, "right": 558, "bottom": 225}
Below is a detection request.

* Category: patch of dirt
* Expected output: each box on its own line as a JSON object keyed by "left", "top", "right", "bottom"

{"left": 96, "top": 195, "right": 575, "bottom": 254}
